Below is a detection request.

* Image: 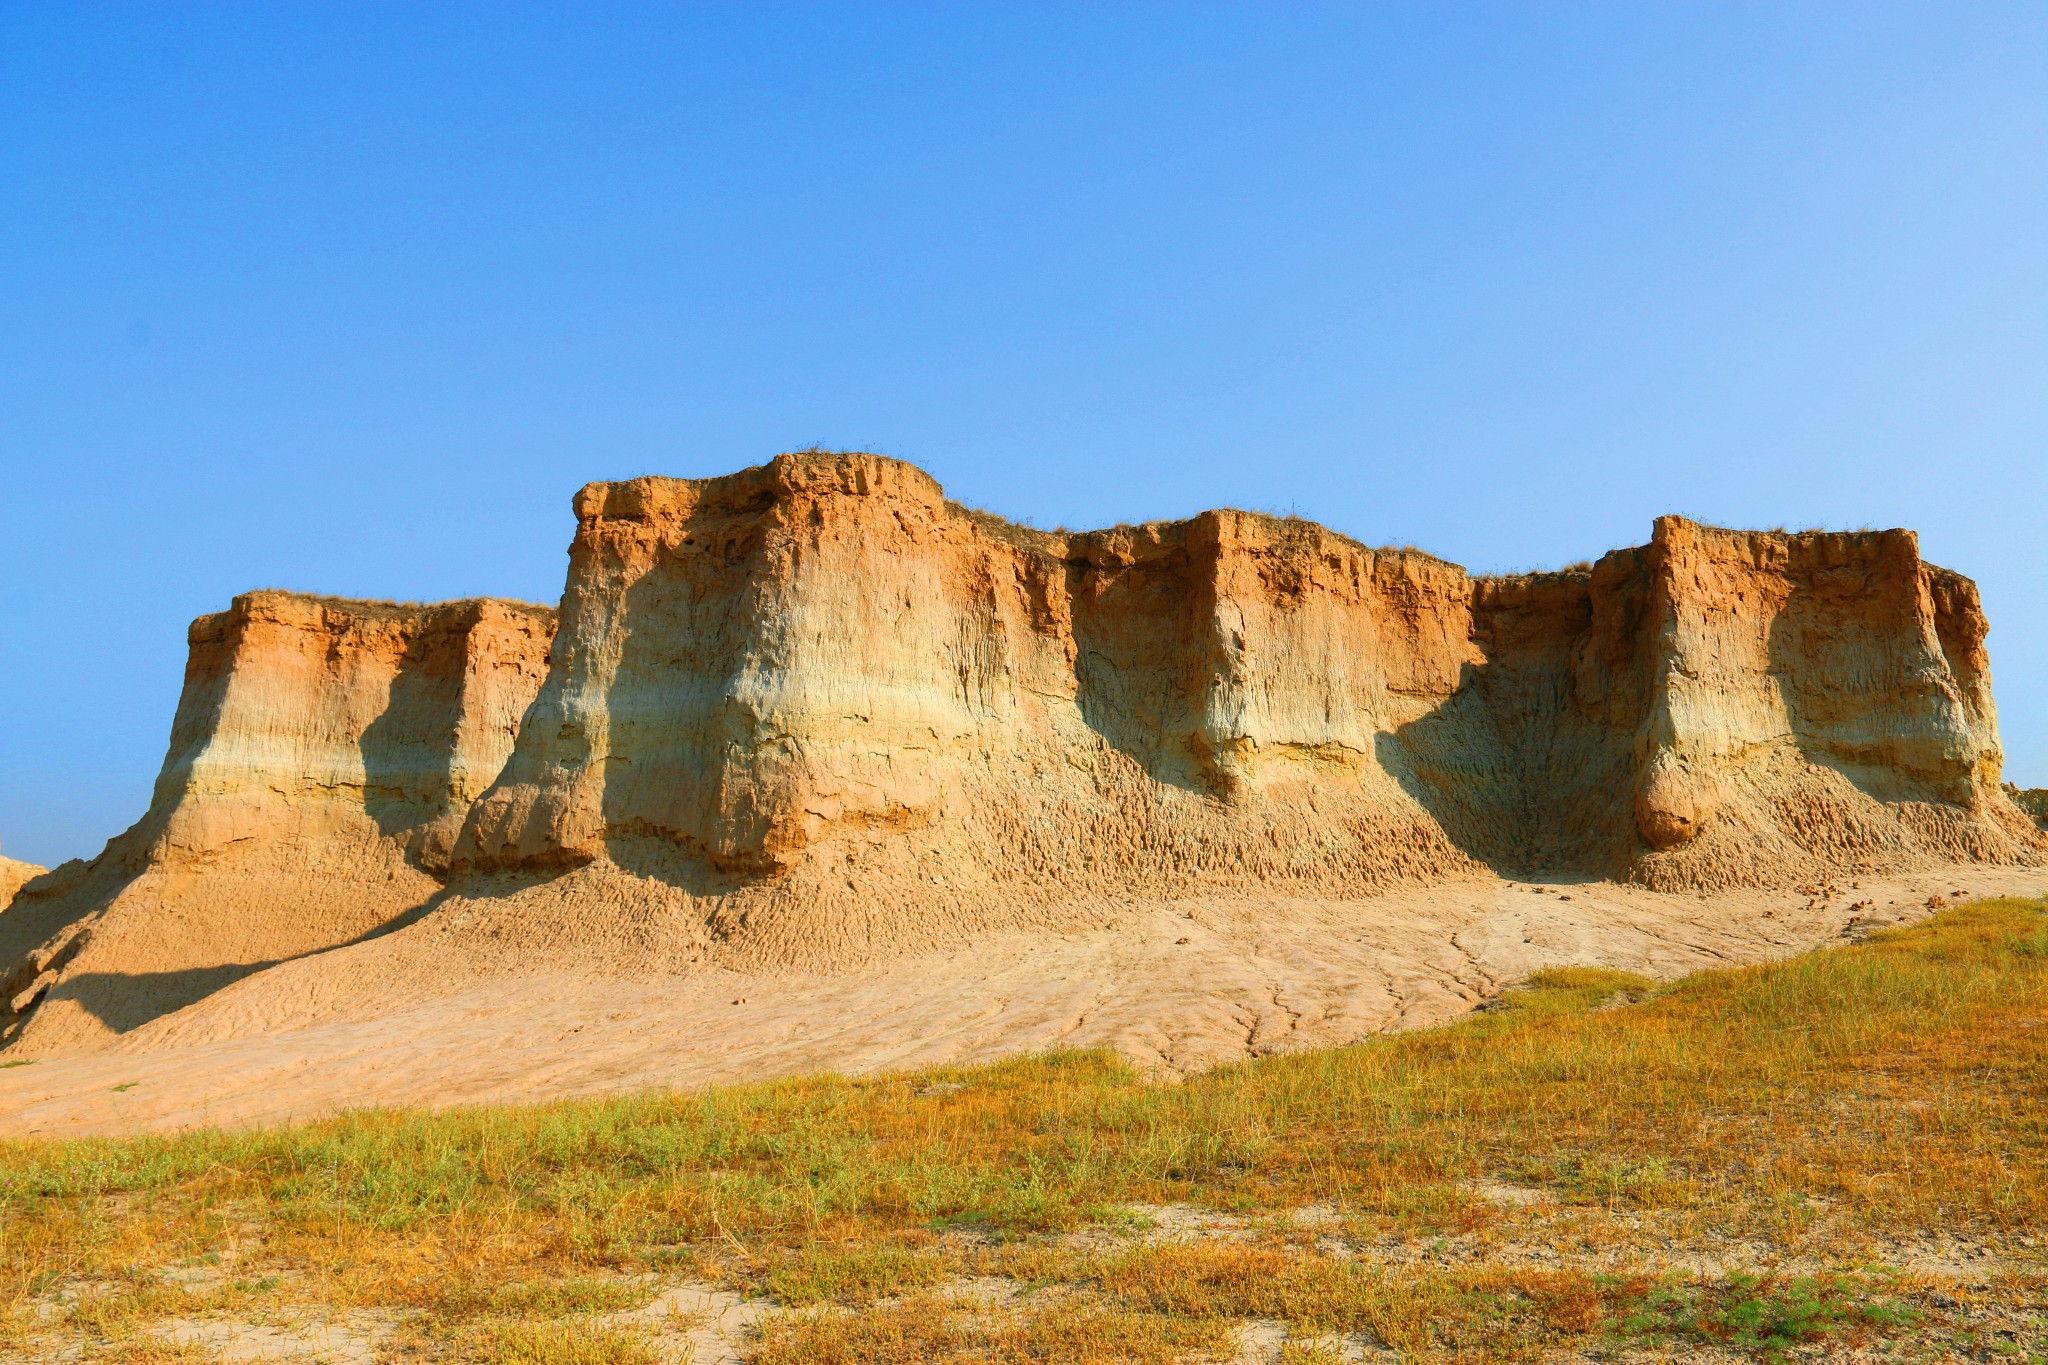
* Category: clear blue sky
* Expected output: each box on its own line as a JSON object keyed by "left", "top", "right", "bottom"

{"left": 3, "top": 4, "right": 2044, "bottom": 868}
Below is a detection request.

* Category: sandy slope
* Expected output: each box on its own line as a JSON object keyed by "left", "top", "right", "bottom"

{"left": 5, "top": 862, "right": 2039, "bottom": 1139}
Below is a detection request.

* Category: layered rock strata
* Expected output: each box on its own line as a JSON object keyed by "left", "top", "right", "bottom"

{"left": 0, "top": 592, "right": 554, "bottom": 1045}
{"left": 153, "top": 591, "right": 560, "bottom": 873}
{"left": 457, "top": 455, "right": 2038, "bottom": 912}
{"left": 456, "top": 457, "right": 1485, "bottom": 905}
{"left": 3, "top": 450, "right": 2039, "bottom": 1050}
{"left": 1618, "top": 519, "right": 2026, "bottom": 887}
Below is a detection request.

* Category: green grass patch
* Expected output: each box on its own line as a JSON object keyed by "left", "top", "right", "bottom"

{"left": 765, "top": 1244, "right": 951, "bottom": 1307}
{"left": 751, "top": 1294, "right": 1233, "bottom": 1365}
{"left": 468, "top": 1319, "right": 657, "bottom": 1365}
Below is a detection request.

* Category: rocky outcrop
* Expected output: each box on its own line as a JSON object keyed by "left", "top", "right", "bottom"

{"left": 456, "top": 454, "right": 2039, "bottom": 912}
{"left": 0, "top": 592, "right": 553, "bottom": 1047}
{"left": 155, "top": 591, "right": 559, "bottom": 873}
{"left": 455, "top": 458, "right": 1482, "bottom": 902}
{"left": 4, "top": 451, "right": 2040, "bottom": 1050}
{"left": 1618, "top": 519, "right": 2032, "bottom": 888}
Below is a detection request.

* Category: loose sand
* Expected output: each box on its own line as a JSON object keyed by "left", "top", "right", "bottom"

{"left": 5, "top": 862, "right": 2038, "bottom": 1139}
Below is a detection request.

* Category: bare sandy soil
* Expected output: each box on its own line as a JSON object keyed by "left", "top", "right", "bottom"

{"left": 3, "top": 864, "right": 2041, "bottom": 1139}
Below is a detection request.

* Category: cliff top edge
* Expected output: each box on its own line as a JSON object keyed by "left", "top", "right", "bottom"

{"left": 564, "top": 450, "right": 1930, "bottom": 583}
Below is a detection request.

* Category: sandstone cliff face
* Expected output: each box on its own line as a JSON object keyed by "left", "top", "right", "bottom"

{"left": 4, "top": 451, "right": 2039, "bottom": 1050}
{"left": 1624, "top": 518, "right": 2033, "bottom": 888}
{"left": 0, "top": 592, "right": 553, "bottom": 1047}
{"left": 455, "top": 453, "right": 2039, "bottom": 923}
{"left": 159, "top": 591, "right": 558, "bottom": 872}
{"left": 455, "top": 456, "right": 1489, "bottom": 932}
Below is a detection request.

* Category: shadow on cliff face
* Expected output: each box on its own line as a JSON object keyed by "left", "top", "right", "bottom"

{"left": 1375, "top": 561, "right": 1662, "bottom": 882}
{"left": 360, "top": 629, "right": 464, "bottom": 849}
{"left": 589, "top": 498, "right": 781, "bottom": 889}
{"left": 1066, "top": 546, "right": 1232, "bottom": 799}
{"left": 1375, "top": 690, "right": 1516, "bottom": 873}
{"left": 0, "top": 860, "right": 122, "bottom": 984}
{"left": 1379, "top": 656, "right": 1644, "bottom": 881}
{"left": 1070, "top": 647, "right": 1217, "bottom": 798}
{"left": 601, "top": 831, "right": 745, "bottom": 896}
{"left": 1763, "top": 589, "right": 1970, "bottom": 811}
{"left": 450, "top": 489, "right": 779, "bottom": 889}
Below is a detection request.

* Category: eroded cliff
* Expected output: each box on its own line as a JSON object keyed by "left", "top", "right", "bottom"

{"left": 3, "top": 451, "right": 2039, "bottom": 1051}
{"left": 456, "top": 458, "right": 1482, "bottom": 906}
{"left": 1621, "top": 518, "right": 2031, "bottom": 888}
{"left": 455, "top": 454, "right": 2037, "bottom": 920}
{"left": 1, "top": 592, "right": 554, "bottom": 1047}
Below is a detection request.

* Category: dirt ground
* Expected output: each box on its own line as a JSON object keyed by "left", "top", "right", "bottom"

{"left": 3, "top": 863, "right": 2041, "bottom": 1139}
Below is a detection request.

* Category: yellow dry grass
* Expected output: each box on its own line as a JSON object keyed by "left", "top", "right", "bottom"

{"left": 1, "top": 898, "right": 2045, "bottom": 1361}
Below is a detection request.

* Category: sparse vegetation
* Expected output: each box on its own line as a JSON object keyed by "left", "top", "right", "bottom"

{"left": 465, "top": 1319, "right": 660, "bottom": 1365}
{"left": 3, "top": 899, "right": 2045, "bottom": 1361}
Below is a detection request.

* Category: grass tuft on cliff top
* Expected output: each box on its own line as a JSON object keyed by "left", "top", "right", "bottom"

{"left": 3, "top": 898, "right": 2046, "bottom": 1361}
